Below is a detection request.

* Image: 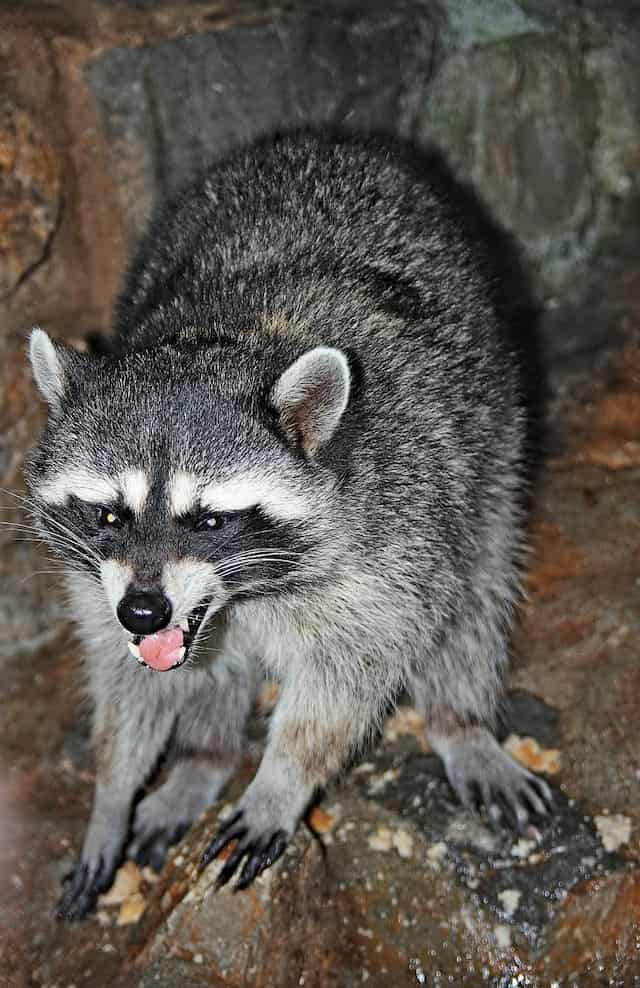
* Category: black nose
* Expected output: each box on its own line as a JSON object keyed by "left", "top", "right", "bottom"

{"left": 117, "top": 591, "right": 172, "bottom": 636}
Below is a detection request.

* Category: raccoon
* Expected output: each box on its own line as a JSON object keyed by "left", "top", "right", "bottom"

{"left": 26, "top": 131, "right": 551, "bottom": 920}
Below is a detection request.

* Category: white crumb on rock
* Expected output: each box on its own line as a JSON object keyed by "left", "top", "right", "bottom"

{"left": 392, "top": 829, "right": 414, "bottom": 859}
{"left": 367, "top": 825, "right": 414, "bottom": 859}
{"left": 98, "top": 860, "right": 142, "bottom": 906}
{"left": 367, "top": 768, "right": 400, "bottom": 795}
{"left": 594, "top": 813, "right": 632, "bottom": 852}
{"left": 368, "top": 826, "right": 393, "bottom": 852}
{"left": 426, "top": 841, "right": 448, "bottom": 869}
{"left": 497, "top": 888, "right": 521, "bottom": 918}
{"left": 494, "top": 924, "right": 512, "bottom": 949}
{"left": 510, "top": 837, "right": 537, "bottom": 860}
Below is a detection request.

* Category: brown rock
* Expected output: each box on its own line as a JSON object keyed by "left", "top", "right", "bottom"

{"left": 541, "top": 872, "right": 640, "bottom": 984}
{"left": 0, "top": 334, "right": 66, "bottom": 660}
{"left": 0, "top": 105, "right": 62, "bottom": 300}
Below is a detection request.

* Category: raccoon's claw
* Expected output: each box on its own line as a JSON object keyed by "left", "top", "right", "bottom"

{"left": 434, "top": 727, "right": 554, "bottom": 836}
{"left": 201, "top": 810, "right": 288, "bottom": 890}
{"left": 485, "top": 773, "right": 553, "bottom": 833}
{"left": 129, "top": 822, "right": 190, "bottom": 872}
{"left": 55, "top": 856, "right": 111, "bottom": 922}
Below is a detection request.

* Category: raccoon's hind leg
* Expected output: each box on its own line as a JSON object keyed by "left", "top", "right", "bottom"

{"left": 128, "top": 650, "right": 256, "bottom": 871}
{"left": 411, "top": 647, "right": 552, "bottom": 833}
{"left": 427, "top": 715, "right": 552, "bottom": 832}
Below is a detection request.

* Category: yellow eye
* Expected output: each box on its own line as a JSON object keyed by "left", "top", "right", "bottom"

{"left": 98, "top": 506, "right": 122, "bottom": 529}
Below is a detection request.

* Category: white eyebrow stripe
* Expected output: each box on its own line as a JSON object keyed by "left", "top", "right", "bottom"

{"left": 119, "top": 468, "right": 149, "bottom": 516}
{"left": 39, "top": 470, "right": 119, "bottom": 505}
{"left": 169, "top": 471, "right": 201, "bottom": 516}
{"left": 201, "top": 477, "right": 310, "bottom": 521}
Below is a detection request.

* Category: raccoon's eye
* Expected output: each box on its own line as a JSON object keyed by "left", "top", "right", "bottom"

{"left": 197, "top": 513, "right": 222, "bottom": 531}
{"left": 98, "top": 506, "right": 123, "bottom": 529}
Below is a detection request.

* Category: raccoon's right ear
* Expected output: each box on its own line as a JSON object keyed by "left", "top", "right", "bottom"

{"left": 270, "top": 346, "right": 351, "bottom": 455}
{"left": 29, "top": 328, "right": 83, "bottom": 415}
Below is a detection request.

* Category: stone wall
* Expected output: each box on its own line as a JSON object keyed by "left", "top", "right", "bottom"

{"left": 2, "top": 1, "right": 639, "bottom": 341}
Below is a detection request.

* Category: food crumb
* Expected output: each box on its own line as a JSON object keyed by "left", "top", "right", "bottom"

{"left": 116, "top": 891, "right": 147, "bottom": 926}
{"left": 308, "top": 806, "right": 338, "bottom": 834}
{"left": 497, "top": 889, "right": 521, "bottom": 918}
{"left": 392, "top": 830, "right": 414, "bottom": 859}
{"left": 426, "top": 841, "right": 447, "bottom": 869}
{"left": 368, "top": 827, "right": 393, "bottom": 852}
{"left": 594, "top": 813, "right": 632, "bottom": 852}
{"left": 99, "top": 861, "right": 143, "bottom": 906}
{"left": 384, "top": 706, "right": 430, "bottom": 751}
{"left": 511, "top": 837, "right": 537, "bottom": 859}
{"left": 503, "top": 734, "right": 561, "bottom": 775}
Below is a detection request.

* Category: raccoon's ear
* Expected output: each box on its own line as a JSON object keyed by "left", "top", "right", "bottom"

{"left": 29, "top": 328, "right": 79, "bottom": 414}
{"left": 270, "top": 346, "right": 351, "bottom": 454}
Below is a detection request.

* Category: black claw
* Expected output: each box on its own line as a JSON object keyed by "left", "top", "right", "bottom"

{"left": 133, "top": 838, "right": 154, "bottom": 869}
{"left": 492, "top": 789, "right": 520, "bottom": 832}
{"left": 148, "top": 841, "right": 169, "bottom": 873}
{"left": 467, "top": 780, "right": 483, "bottom": 814}
{"left": 215, "top": 839, "right": 250, "bottom": 889}
{"left": 55, "top": 860, "right": 104, "bottom": 922}
{"left": 530, "top": 776, "right": 553, "bottom": 809}
{"left": 261, "top": 831, "right": 288, "bottom": 873}
{"left": 519, "top": 788, "right": 548, "bottom": 824}
{"left": 201, "top": 811, "right": 246, "bottom": 868}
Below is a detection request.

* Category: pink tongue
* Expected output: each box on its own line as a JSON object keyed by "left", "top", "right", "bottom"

{"left": 139, "top": 626, "right": 184, "bottom": 671}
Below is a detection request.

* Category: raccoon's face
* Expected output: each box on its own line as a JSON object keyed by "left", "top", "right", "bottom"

{"left": 25, "top": 329, "right": 351, "bottom": 671}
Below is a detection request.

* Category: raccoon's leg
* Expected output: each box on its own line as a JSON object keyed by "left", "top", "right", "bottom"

{"left": 411, "top": 655, "right": 552, "bottom": 833}
{"left": 201, "top": 663, "right": 390, "bottom": 890}
{"left": 427, "top": 714, "right": 552, "bottom": 832}
{"left": 56, "top": 674, "right": 175, "bottom": 921}
{"left": 128, "top": 652, "right": 255, "bottom": 870}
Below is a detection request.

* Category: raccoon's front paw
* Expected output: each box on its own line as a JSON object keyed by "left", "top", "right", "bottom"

{"left": 435, "top": 727, "right": 553, "bottom": 834}
{"left": 201, "top": 807, "right": 289, "bottom": 891}
{"left": 55, "top": 854, "right": 115, "bottom": 922}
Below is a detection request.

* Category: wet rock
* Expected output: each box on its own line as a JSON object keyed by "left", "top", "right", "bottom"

{"left": 130, "top": 692, "right": 630, "bottom": 986}
{"left": 540, "top": 871, "right": 640, "bottom": 985}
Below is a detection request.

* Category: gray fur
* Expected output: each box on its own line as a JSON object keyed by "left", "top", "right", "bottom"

{"left": 25, "top": 132, "right": 550, "bottom": 914}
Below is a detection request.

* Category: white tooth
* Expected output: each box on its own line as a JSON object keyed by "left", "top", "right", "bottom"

{"left": 179, "top": 618, "right": 189, "bottom": 632}
{"left": 177, "top": 647, "right": 186, "bottom": 660}
{"left": 128, "top": 641, "right": 141, "bottom": 659}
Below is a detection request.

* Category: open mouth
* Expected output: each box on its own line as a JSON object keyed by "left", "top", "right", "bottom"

{"left": 126, "top": 603, "right": 209, "bottom": 671}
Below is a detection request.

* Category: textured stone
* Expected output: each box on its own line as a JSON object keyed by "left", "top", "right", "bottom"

{"left": 85, "top": 2, "right": 430, "bottom": 242}
{"left": 0, "top": 105, "right": 62, "bottom": 300}
{"left": 413, "top": 38, "right": 598, "bottom": 295}
{"left": 0, "top": 32, "right": 62, "bottom": 302}
{"left": 128, "top": 691, "right": 627, "bottom": 986}
{"left": 540, "top": 872, "right": 640, "bottom": 985}
{"left": 0, "top": 334, "right": 66, "bottom": 660}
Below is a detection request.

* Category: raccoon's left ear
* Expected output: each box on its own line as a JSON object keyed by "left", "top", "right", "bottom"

{"left": 28, "top": 328, "right": 84, "bottom": 415}
{"left": 270, "top": 346, "right": 351, "bottom": 455}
